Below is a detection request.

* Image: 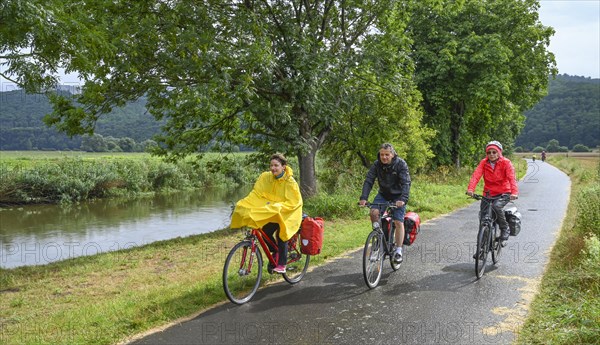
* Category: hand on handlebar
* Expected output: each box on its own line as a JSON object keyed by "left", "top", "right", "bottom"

{"left": 510, "top": 194, "right": 518, "bottom": 200}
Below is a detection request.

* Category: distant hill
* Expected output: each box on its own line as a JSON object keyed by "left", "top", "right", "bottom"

{"left": 515, "top": 74, "right": 600, "bottom": 150}
{"left": 0, "top": 89, "right": 162, "bottom": 150}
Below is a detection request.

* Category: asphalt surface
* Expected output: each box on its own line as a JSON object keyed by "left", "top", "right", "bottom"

{"left": 131, "top": 160, "right": 570, "bottom": 345}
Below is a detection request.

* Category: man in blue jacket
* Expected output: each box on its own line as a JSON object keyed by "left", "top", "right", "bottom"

{"left": 359, "top": 143, "right": 411, "bottom": 263}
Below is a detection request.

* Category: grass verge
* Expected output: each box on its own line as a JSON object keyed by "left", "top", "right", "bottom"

{"left": 517, "top": 156, "right": 600, "bottom": 344}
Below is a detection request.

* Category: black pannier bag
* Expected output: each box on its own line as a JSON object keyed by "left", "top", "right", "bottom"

{"left": 504, "top": 206, "right": 522, "bottom": 236}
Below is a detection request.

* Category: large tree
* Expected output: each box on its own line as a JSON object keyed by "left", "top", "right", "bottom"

{"left": 408, "top": 0, "right": 557, "bottom": 167}
{"left": 2, "top": 0, "right": 426, "bottom": 198}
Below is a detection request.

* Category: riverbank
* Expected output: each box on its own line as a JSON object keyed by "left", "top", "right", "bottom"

{"left": 0, "top": 152, "right": 259, "bottom": 205}
{"left": 517, "top": 157, "right": 600, "bottom": 344}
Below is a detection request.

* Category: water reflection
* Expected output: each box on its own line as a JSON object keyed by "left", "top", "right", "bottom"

{"left": 0, "top": 186, "right": 251, "bottom": 268}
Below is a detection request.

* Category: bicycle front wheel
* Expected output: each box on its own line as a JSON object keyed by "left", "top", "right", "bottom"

{"left": 283, "top": 236, "right": 310, "bottom": 284}
{"left": 491, "top": 224, "right": 502, "bottom": 265}
{"left": 475, "top": 224, "right": 491, "bottom": 279}
{"left": 363, "top": 231, "right": 383, "bottom": 288}
{"left": 223, "top": 240, "right": 263, "bottom": 304}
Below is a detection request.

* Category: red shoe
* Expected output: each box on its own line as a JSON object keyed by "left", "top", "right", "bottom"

{"left": 273, "top": 265, "right": 286, "bottom": 273}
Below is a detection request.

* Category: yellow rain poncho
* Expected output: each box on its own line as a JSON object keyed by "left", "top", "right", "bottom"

{"left": 230, "top": 166, "right": 303, "bottom": 241}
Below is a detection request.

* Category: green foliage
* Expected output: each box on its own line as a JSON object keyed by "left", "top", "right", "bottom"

{"left": 0, "top": 154, "right": 259, "bottom": 204}
{"left": 572, "top": 144, "right": 591, "bottom": 153}
{"left": 577, "top": 185, "right": 600, "bottom": 236}
{"left": 532, "top": 146, "right": 545, "bottom": 153}
{"left": 0, "top": 90, "right": 162, "bottom": 150}
{"left": 516, "top": 74, "right": 600, "bottom": 149}
{"left": 408, "top": 0, "right": 556, "bottom": 167}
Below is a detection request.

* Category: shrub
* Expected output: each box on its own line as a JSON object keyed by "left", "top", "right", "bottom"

{"left": 572, "top": 144, "right": 591, "bottom": 152}
{"left": 532, "top": 146, "right": 545, "bottom": 153}
{"left": 577, "top": 185, "right": 600, "bottom": 236}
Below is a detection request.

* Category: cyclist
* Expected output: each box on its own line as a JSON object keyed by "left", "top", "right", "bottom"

{"left": 466, "top": 141, "right": 519, "bottom": 248}
{"left": 230, "top": 153, "right": 303, "bottom": 273}
{"left": 359, "top": 143, "right": 411, "bottom": 263}
{"left": 541, "top": 150, "right": 547, "bottom": 162}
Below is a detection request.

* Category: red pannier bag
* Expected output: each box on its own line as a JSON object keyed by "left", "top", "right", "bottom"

{"left": 300, "top": 216, "right": 324, "bottom": 255}
{"left": 403, "top": 212, "right": 421, "bottom": 245}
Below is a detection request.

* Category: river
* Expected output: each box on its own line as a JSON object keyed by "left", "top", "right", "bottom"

{"left": 0, "top": 186, "right": 251, "bottom": 269}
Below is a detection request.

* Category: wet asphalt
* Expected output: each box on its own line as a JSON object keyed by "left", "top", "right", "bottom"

{"left": 131, "top": 160, "right": 570, "bottom": 345}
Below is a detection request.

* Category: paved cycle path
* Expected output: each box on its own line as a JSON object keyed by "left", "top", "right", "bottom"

{"left": 131, "top": 160, "right": 570, "bottom": 345}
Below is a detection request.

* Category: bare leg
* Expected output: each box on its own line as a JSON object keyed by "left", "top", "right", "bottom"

{"left": 394, "top": 220, "right": 405, "bottom": 247}
{"left": 370, "top": 208, "right": 380, "bottom": 225}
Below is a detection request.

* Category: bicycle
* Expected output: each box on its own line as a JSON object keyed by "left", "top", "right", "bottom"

{"left": 361, "top": 202, "right": 404, "bottom": 288}
{"left": 222, "top": 226, "right": 310, "bottom": 304}
{"left": 469, "top": 193, "right": 506, "bottom": 279}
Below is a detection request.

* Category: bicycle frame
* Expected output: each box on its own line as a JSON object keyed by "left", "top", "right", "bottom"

{"left": 223, "top": 226, "right": 310, "bottom": 304}
{"left": 245, "top": 228, "right": 303, "bottom": 269}
{"left": 361, "top": 202, "right": 403, "bottom": 288}
{"left": 471, "top": 193, "right": 505, "bottom": 278}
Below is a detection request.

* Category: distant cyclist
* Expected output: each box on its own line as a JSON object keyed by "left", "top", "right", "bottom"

{"left": 541, "top": 150, "right": 547, "bottom": 162}
{"left": 466, "top": 141, "right": 518, "bottom": 247}
{"left": 359, "top": 143, "right": 411, "bottom": 263}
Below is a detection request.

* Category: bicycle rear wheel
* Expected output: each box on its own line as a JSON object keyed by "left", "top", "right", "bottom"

{"left": 491, "top": 224, "right": 502, "bottom": 265}
{"left": 475, "top": 224, "right": 491, "bottom": 279}
{"left": 363, "top": 231, "right": 383, "bottom": 288}
{"left": 223, "top": 240, "right": 263, "bottom": 304}
{"left": 283, "top": 234, "right": 310, "bottom": 284}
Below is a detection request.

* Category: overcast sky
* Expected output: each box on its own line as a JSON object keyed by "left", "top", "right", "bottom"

{"left": 538, "top": 0, "right": 600, "bottom": 78}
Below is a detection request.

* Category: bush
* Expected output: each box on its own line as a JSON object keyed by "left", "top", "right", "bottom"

{"left": 514, "top": 146, "right": 524, "bottom": 152}
{"left": 532, "top": 146, "right": 545, "bottom": 153}
{"left": 572, "top": 144, "right": 591, "bottom": 152}
{"left": 577, "top": 185, "right": 600, "bottom": 236}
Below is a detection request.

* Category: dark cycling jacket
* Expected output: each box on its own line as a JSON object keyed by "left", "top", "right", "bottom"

{"left": 360, "top": 155, "right": 411, "bottom": 203}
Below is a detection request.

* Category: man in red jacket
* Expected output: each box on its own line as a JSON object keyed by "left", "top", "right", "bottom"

{"left": 467, "top": 141, "right": 519, "bottom": 247}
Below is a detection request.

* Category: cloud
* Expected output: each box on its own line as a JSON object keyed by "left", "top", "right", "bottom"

{"left": 539, "top": 0, "right": 600, "bottom": 78}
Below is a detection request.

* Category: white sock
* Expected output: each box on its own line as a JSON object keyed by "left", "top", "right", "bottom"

{"left": 395, "top": 247, "right": 402, "bottom": 254}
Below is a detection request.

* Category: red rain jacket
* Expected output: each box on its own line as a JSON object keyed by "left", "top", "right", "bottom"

{"left": 467, "top": 156, "right": 518, "bottom": 196}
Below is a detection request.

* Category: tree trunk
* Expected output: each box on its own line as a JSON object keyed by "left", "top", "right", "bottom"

{"left": 297, "top": 144, "right": 318, "bottom": 199}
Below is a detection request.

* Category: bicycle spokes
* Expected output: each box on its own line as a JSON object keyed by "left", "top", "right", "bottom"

{"left": 363, "top": 231, "right": 383, "bottom": 288}
{"left": 223, "top": 241, "right": 263, "bottom": 304}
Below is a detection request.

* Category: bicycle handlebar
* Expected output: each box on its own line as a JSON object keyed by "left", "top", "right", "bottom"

{"left": 358, "top": 201, "right": 399, "bottom": 209}
{"left": 467, "top": 193, "right": 517, "bottom": 201}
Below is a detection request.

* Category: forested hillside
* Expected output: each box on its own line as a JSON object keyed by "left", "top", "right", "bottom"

{"left": 0, "top": 89, "right": 162, "bottom": 150}
{"left": 515, "top": 74, "right": 600, "bottom": 150}
{"left": 2, "top": 74, "right": 598, "bottom": 152}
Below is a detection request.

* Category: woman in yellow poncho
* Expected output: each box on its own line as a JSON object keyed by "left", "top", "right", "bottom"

{"left": 230, "top": 153, "right": 303, "bottom": 273}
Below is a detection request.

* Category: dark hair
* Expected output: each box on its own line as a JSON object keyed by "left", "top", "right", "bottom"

{"left": 270, "top": 153, "right": 287, "bottom": 166}
{"left": 379, "top": 143, "right": 397, "bottom": 155}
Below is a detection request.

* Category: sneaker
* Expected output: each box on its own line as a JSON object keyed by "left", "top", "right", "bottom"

{"left": 393, "top": 248, "right": 403, "bottom": 263}
{"left": 273, "top": 265, "right": 286, "bottom": 273}
{"left": 500, "top": 240, "right": 508, "bottom": 248}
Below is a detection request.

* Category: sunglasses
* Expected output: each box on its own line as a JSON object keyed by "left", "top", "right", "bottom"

{"left": 487, "top": 150, "right": 498, "bottom": 155}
